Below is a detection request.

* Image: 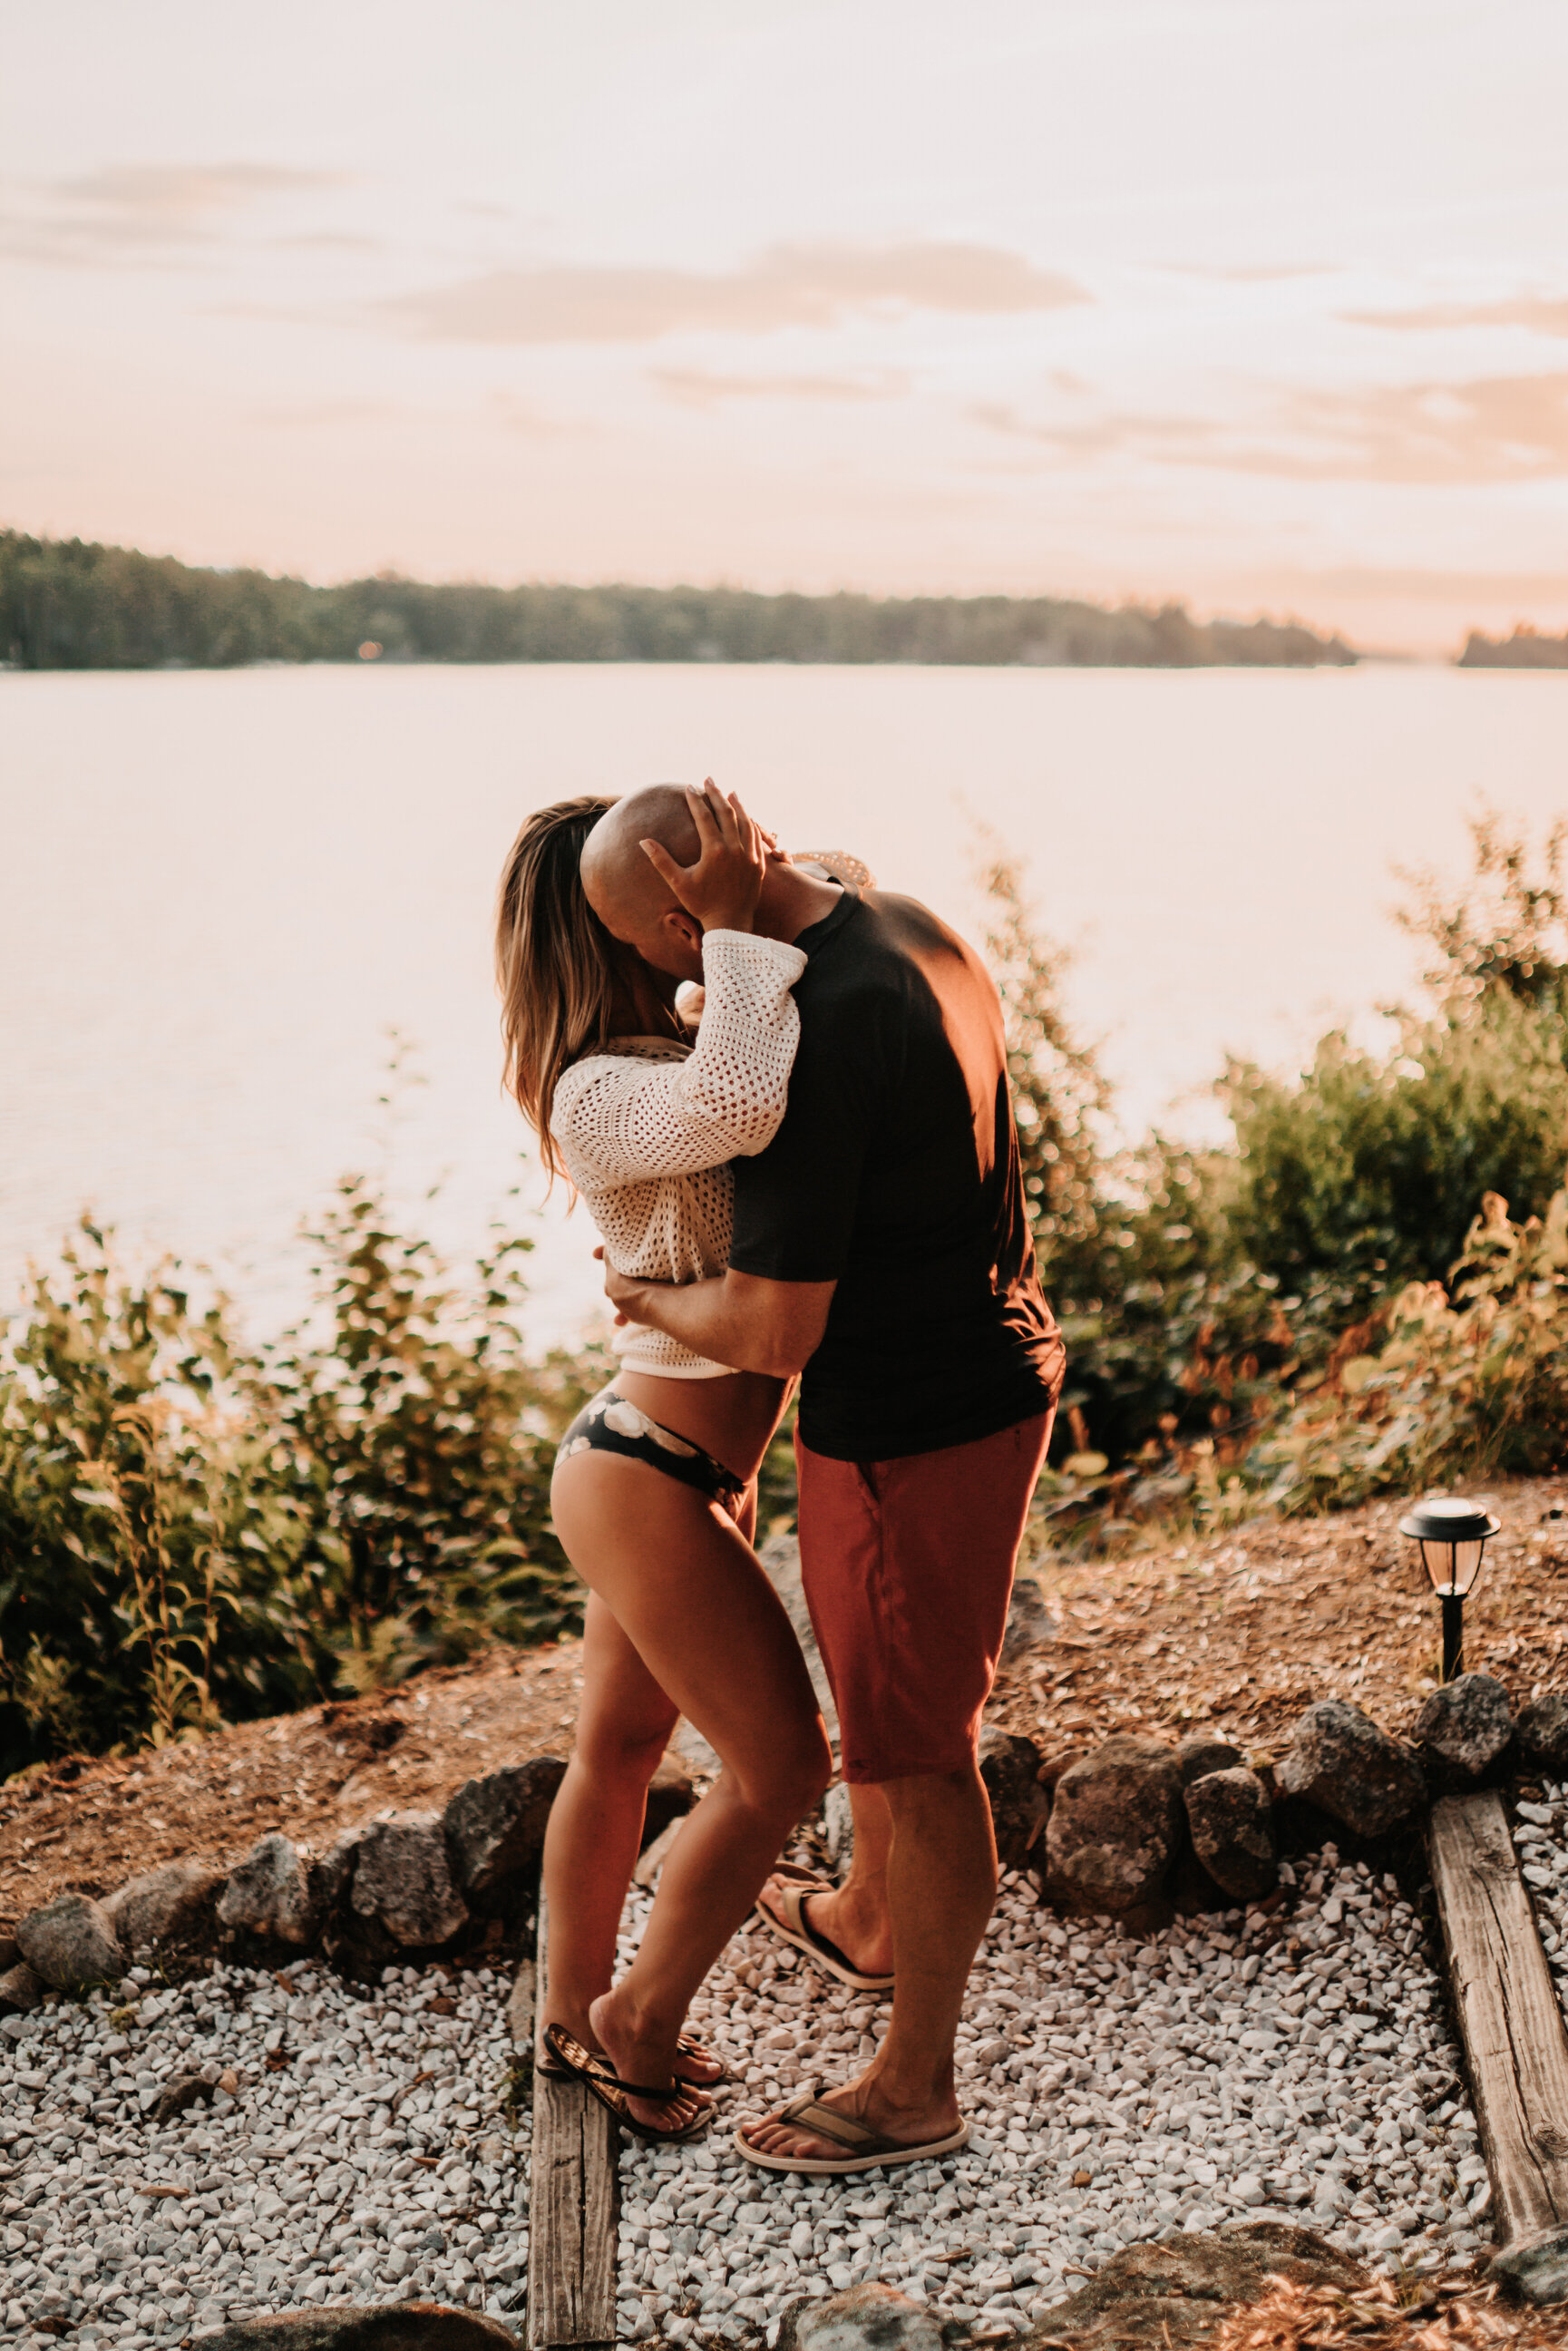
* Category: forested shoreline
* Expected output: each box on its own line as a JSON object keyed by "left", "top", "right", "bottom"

{"left": 1459, "top": 625, "right": 1568, "bottom": 670}
{"left": 0, "top": 529, "right": 1358, "bottom": 670}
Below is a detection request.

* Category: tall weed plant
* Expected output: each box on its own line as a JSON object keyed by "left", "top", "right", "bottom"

{"left": 989, "top": 811, "right": 1568, "bottom": 1538}
{"left": 0, "top": 1183, "right": 588, "bottom": 1776}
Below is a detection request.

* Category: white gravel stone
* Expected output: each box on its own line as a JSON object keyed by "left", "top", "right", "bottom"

{"left": 614, "top": 1844, "right": 1478, "bottom": 2348}
{"left": 0, "top": 1956, "right": 529, "bottom": 2348}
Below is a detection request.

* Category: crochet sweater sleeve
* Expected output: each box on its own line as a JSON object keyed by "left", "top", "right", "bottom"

{"left": 552, "top": 930, "right": 807, "bottom": 1188}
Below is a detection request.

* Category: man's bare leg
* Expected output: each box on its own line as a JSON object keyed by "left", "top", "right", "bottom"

{"left": 742, "top": 1761, "right": 998, "bottom": 2160}
{"left": 760, "top": 1780, "right": 892, "bottom": 1975}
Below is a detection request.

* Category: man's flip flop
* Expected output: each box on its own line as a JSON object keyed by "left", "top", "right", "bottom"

{"left": 755, "top": 1864, "right": 894, "bottom": 1995}
{"left": 736, "top": 2089, "right": 969, "bottom": 2176}
{"left": 541, "top": 2023, "right": 711, "bottom": 2146}
{"left": 535, "top": 2030, "right": 726, "bottom": 2088}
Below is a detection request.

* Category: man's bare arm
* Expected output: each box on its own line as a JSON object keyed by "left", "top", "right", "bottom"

{"left": 601, "top": 1257, "right": 833, "bottom": 1378}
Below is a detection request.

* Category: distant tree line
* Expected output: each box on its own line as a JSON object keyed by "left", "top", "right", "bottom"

{"left": 0, "top": 529, "right": 1359, "bottom": 670}
{"left": 1459, "top": 625, "right": 1568, "bottom": 671}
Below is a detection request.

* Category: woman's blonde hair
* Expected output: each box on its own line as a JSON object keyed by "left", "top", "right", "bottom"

{"left": 495, "top": 795, "right": 621, "bottom": 1178}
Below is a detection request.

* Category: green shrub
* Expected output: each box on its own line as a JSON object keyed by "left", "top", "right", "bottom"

{"left": 1224, "top": 992, "right": 1568, "bottom": 1317}
{"left": 985, "top": 812, "right": 1568, "bottom": 1529}
{"left": 1251, "top": 1185, "right": 1568, "bottom": 1513}
{"left": 0, "top": 1183, "right": 587, "bottom": 1777}
{"left": 0, "top": 1226, "right": 319, "bottom": 1771}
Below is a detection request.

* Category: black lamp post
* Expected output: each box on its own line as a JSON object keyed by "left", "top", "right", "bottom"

{"left": 1398, "top": 1499, "right": 1501, "bottom": 1683}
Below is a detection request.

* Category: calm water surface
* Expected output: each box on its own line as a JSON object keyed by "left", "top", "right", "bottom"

{"left": 2, "top": 662, "right": 1563, "bottom": 1349}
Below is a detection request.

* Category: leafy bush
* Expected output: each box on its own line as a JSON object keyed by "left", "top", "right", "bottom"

{"left": 1251, "top": 1186, "right": 1568, "bottom": 1513}
{"left": 1224, "top": 992, "right": 1568, "bottom": 1318}
{"left": 987, "top": 812, "right": 1568, "bottom": 1531}
{"left": 0, "top": 1183, "right": 587, "bottom": 1777}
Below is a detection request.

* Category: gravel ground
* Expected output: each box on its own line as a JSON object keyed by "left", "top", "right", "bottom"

{"left": 0, "top": 1841, "right": 1505, "bottom": 2351}
{"left": 0, "top": 1959, "right": 529, "bottom": 2350}
{"left": 616, "top": 1853, "right": 1486, "bottom": 2346}
{"left": 1512, "top": 1780, "right": 1568, "bottom": 2013}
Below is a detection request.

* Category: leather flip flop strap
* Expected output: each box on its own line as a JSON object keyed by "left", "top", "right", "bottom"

{"left": 773, "top": 1884, "right": 872, "bottom": 1983}
{"left": 772, "top": 2095, "right": 898, "bottom": 2158}
{"left": 542, "top": 2024, "right": 706, "bottom": 2146}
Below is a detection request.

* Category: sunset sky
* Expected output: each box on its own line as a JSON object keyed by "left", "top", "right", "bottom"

{"left": 5, "top": 0, "right": 1568, "bottom": 650}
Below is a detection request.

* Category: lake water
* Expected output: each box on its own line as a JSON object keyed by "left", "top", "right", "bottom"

{"left": 2, "top": 661, "right": 1563, "bottom": 1352}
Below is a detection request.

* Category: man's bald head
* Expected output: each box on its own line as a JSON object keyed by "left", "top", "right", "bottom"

{"left": 580, "top": 785, "right": 706, "bottom": 975}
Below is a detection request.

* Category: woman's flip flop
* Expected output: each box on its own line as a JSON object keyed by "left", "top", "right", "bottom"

{"left": 736, "top": 2087, "right": 969, "bottom": 2176}
{"left": 541, "top": 2024, "right": 711, "bottom": 2146}
{"left": 755, "top": 1864, "right": 895, "bottom": 1995}
{"left": 535, "top": 2030, "right": 726, "bottom": 2089}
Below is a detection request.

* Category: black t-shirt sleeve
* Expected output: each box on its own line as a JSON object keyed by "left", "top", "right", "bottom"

{"left": 727, "top": 998, "right": 879, "bottom": 1283}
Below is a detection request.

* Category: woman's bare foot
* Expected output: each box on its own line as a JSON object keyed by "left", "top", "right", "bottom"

{"left": 738, "top": 2069, "right": 960, "bottom": 2164}
{"left": 589, "top": 1987, "right": 714, "bottom": 2134}
{"left": 759, "top": 1868, "right": 895, "bottom": 1978}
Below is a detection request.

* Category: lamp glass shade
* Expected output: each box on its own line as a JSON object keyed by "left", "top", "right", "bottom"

{"left": 1398, "top": 1500, "right": 1500, "bottom": 1598}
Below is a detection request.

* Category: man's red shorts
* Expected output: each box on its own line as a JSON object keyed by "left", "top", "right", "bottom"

{"left": 794, "top": 1410, "right": 1054, "bottom": 1784}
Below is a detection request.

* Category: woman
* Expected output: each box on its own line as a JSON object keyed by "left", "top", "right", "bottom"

{"left": 494, "top": 782, "right": 833, "bottom": 2141}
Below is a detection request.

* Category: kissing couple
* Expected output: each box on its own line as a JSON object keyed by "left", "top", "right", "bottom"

{"left": 493, "top": 781, "right": 1065, "bottom": 2175}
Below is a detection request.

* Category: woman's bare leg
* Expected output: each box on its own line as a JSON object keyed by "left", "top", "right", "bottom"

{"left": 551, "top": 1451, "right": 832, "bottom": 2127}
{"left": 538, "top": 1591, "right": 678, "bottom": 2055}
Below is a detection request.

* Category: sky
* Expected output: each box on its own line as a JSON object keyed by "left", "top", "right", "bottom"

{"left": 5, "top": 0, "right": 1568, "bottom": 652}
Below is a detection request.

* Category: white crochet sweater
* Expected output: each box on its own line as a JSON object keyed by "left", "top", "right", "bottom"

{"left": 551, "top": 928, "right": 808, "bottom": 1377}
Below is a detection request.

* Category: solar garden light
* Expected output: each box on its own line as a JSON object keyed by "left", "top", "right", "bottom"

{"left": 1399, "top": 1498, "right": 1501, "bottom": 1683}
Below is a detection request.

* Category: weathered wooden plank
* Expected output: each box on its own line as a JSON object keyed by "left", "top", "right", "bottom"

{"left": 527, "top": 1891, "right": 619, "bottom": 2351}
{"left": 1428, "top": 1790, "right": 1568, "bottom": 2294}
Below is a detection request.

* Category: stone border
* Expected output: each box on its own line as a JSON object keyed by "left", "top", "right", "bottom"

{"left": 1, "top": 1760, "right": 694, "bottom": 2009}
{"left": 10, "top": 1673, "right": 1561, "bottom": 2014}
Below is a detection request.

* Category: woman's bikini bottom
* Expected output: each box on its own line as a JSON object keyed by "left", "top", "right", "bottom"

{"left": 555, "top": 1385, "right": 748, "bottom": 1520}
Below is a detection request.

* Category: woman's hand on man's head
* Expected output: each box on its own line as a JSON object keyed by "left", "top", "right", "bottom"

{"left": 639, "top": 780, "right": 767, "bottom": 937}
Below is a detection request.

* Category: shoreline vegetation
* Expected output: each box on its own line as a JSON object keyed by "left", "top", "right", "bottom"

{"left": 1458, "top": 623, "right": 1568, "bottom": 671}
{"left": 0, "top": 528, "right": 1359, "bottom": 671}
{"left": 4, "top": 805, "right": 1566, "bottom": 1780}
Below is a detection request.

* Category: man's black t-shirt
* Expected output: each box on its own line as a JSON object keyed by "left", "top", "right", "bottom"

{"left": 727, "top": 887, "right": 1064, "bottom": 1462}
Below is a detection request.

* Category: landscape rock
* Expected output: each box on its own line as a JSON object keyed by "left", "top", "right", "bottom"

{"left": 1277, "top": 1701, "right": 1425, "bottom": 1838}
{"left": 979, "top": 1726, "right": 1050, "bottom": 1868}
{"left": 1045, "top": 1734, "right": 1183, "bottom": 1913}
{"left": 311, "top": 1823, "right": 369, "bottom": 1923}
{"left": 151, "top": 2069, "right": 217, "bottom": 2125}
{"left": 1176, "top": 1736, "right": 1243, "bottom": 1786}
{"left": 780, "top": 2281, "right": 942, "bottom": 2351}
{"left": 443, "top": 1757, "right": 566, "bottom": 1910}
{"left": 105, "top": 1855, "right": 226, "bottom": 1953}
{"left": 1002, "top": 1576, "right": 1058, "bottom": 1660}
{"left": 1018, "top": 2222, "right": 1367, "bottom": 2347}
{"left": 1183, "top": 1767, "right": 1278, "bottom": 1903}
{"left": 1414, "top": 1673, "right": 1514, "bottom": 1779}
{"left": 16, "top": 1891, "right": 122, "bottom": 1990}
{"left": 0, "top": 1959, "right": 44, "bottom": 2014}
{"left": 351, "top": 1811, "right": 469, "bottom": 1946}
{"left": 188, "top": 2307, "right": 519, "bottom": 2348}
{"left": 1517, "top": 1693, "right": 1568, "bottom": 1775}
{"left": 759, "top": 1529, "right": 839, "bottom": 1732}
{"left": 823, "top": 1779, "right": 854, "bottom": 1868}
{"left": 1493, "top": 2224, "right": 1568, "bottom": 2306}
{"left": 219, "top": 1832, "right": 317, "bottom": 1946}
{"left": 643, "top": 1760, "right": 696, "bottom": 1847}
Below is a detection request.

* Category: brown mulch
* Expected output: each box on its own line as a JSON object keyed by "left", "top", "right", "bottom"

{"left": 0, "top": 1644, "right": 592, "bottom": 1942}
{"left": 1209, "top": 2273, "right": 1568, "bottom": 2349}
{"left": 991, "top": 1471, "right": 1568, "bottom": 1768}
{"left": 4, "top": 1469, "right": 1566, "bottom": 1943}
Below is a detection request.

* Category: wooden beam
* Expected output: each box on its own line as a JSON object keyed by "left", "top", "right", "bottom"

{"left": 526, "top": 1889, "right": 620, "bottom": 2350}
{"left": 1427, "top": 1791, "right": 1568, "bottom": 2301}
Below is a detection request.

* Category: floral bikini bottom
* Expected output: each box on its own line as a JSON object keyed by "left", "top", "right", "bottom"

{"left": 555, "top": 1386, "right": 749, "bottom": 1519}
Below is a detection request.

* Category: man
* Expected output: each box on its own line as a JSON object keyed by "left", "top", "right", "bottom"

{"left": 583, "top": 781, "right": 1065, "bottom": 2171}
